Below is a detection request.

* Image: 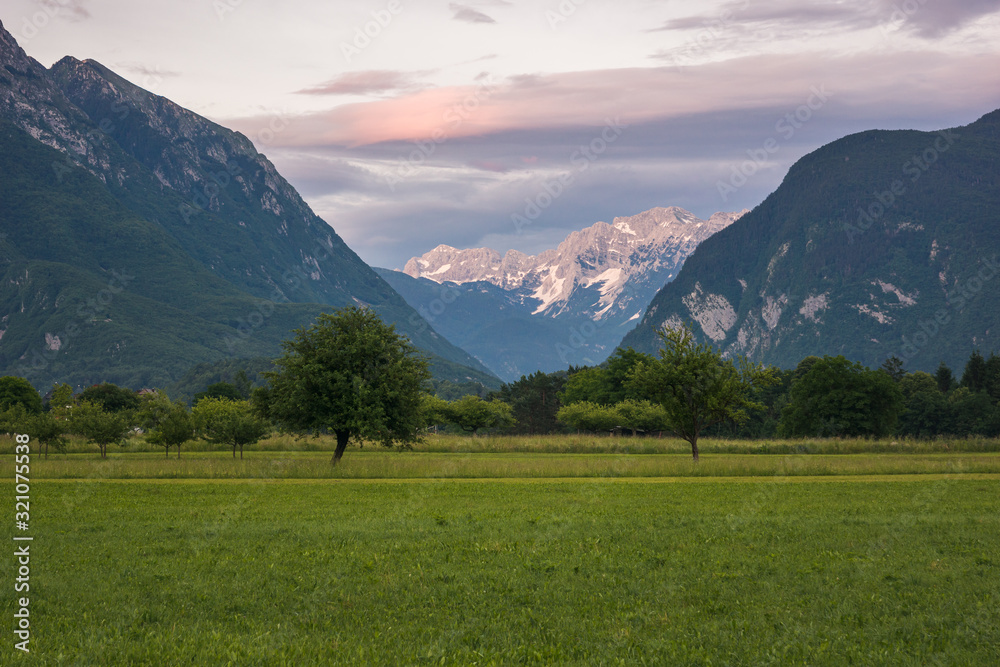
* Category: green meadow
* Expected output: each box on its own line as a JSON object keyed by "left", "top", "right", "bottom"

{"left": 4, "top": 436, "right": 1000, "bottom": 664}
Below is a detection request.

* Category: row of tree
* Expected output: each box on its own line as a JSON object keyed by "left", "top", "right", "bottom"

{"left": 3, "top": 307, "right": 1000, "bottom": 464}
{"left": 0, "top": 376, "right": 269, "bottom": 459}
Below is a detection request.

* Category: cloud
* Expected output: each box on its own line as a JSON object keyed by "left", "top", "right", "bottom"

{"left": 652, "top": 0, "right": 1000, "bottom": 39}
{"left": 227, "top": 51, "right": 1000, "bottom": 149}
{"left": 449, "top": 3, "right": 497, "bottom": 24}
{"left": 297, "top": 70, "right": 421, "bottom": 96}
{"left": 35, "top": 0, "right": 90, "bottom": 22}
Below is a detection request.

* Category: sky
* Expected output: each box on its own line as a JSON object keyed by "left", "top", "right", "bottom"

{"left": 6, "top": 0, "right": 1000, "bottom": 269}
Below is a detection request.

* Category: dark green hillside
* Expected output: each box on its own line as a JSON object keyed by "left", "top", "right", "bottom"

{"left": 0, "top": 120, "right": 330, "bottom": 389}
{"left": 622, "top": 110, "right": 1000, "bottom": 372}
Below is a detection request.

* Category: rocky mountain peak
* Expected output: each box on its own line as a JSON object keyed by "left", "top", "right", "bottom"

{"left": 402, "top": 206, "right": 745, "bottom": 319}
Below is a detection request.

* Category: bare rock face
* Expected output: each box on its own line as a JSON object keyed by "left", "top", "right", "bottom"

{"left": 403, "top": 206, "right": 746, "bottom": 322}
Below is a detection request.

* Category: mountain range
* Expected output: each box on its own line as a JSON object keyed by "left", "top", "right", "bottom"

{"left": 0, "top": 20, "right": 496, "bottom": 390}
{"left": 381, "top": 207, "right": 743, "bottom": 380}
{"left": 621, "top": 110, "right": 1000, "bottom": 373}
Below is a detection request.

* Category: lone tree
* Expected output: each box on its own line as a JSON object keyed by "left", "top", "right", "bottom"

{"left": 255, "top": 307, "right": 431, "bottom": 464}
{"left": 69, "top": 401, "right": 132, "bottom": 458}
{"left": 193, "top": 398, "right": 270, "bottom": 459}
{"left": 140, "top": 393, "right": 195, "bottom": 458}
{"left": 628, "top": 326, "right": 778, "bottom": 461}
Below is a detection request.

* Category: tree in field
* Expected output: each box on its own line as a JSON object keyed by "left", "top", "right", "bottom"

{"left": 897, "top": 372, "right": 950, "bottom": 437}
{"left": 193, "top": 398, "right": 270, "bottom": 459}
{"left": 0, "top": 376, "right": 43, "bottom": 415}
{"left": 935, "top": 362, "right": 956, "bottom": 394}
{"left": 77, "top": 383, "right": 140, "bottom": 413}
{"left": 556, "top": 401, "right": 621, "bottom": 433}
{"left": 628, "top": 325, "right": 778, "bottom": 461}
{"left": 491, "top": 371, "right": 566, "bottom": 435}
{"left": 442, "top": 395, "right": 515, "bottom": 435}
{"left": 615, "top": 399, "right": 670, "bottom": 435}
{"left": 779, "top": 356, "right": 904, "bottom": 438}
{"left": 254, "top": 307, "right": 431, "bottom": 464}
{"left": 0, "top": 404, "right": 67, "bottom": 457}
{"left": 69, "top": 401, "right": 133, "bottom": 458}
{"left": 961, "top": 351, "right": 987, "bottom": 393}
{"left": 140, "top": 393, "right": 195, "bottom": 458}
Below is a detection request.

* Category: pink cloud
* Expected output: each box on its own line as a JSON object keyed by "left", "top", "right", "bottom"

{"left": 228, "top": 51, "right": 1000, "bottom": 148}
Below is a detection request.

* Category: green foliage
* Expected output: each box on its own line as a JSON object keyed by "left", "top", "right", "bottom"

{"left": 78, "top": 383, "right": 140, "bottom": 413}
{"left": 935, "top": 362, "right": 956, "bottom": 393}
{"left": 141, "top": 394, "right": 195, "bottom": 457}
{"left": 556, "top": 401, "right": 621, "bottom": 433}
{"left": 257, "top": 307, "right": 431, "bottom": 463}
{"left": 439, "top": 395, "right": 516, "bottom": 435}
{"left": 194, "top": 382, "right": 243, "bottom": 404}
{"left": 69, "top": 400, "right": 133, "bottom": 457}
{"left": 780, "top": 356, "right": 905, "bottom": 438}
{"left": 880, "top": 355, "right": 906, "bottom": 382}
{"left": 193, "top": 398, "right": 270, "bottom": 459}
{"left": 491, "top": 370, "right": 567, "bottom": 435}
{"left": 628, "top": 325, "right": 778, "bottom": 459}
{"left": 561, "top": 368, "right": 613, "bottom": 406}
{"left": 48, "top": 382, "right": 75, "bottom": 419}
{"left": 0, "top": 375, "right": 43, "bottom": 414}
{"left": 962, "top": 351, "right": 988, "bottom": 393}
{"left": 614, "top": 399, "right": 670, "bottom": 435}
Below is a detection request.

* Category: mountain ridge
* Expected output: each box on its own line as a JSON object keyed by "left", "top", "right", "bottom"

{"left": 620, "top": 110, "right": 1000, "bottom": 373}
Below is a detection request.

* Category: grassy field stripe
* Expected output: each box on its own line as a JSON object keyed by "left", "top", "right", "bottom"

{"left": 30, "top": 473, "right": 1000, "bottom": 484}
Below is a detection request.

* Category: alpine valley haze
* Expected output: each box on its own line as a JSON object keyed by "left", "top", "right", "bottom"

{"left": 383, "top": 207, "right": 744, "bottom": 380}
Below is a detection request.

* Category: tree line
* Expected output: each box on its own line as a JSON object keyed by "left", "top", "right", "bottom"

{"left": 2, "top": 307, "right": 999, "bottom": 465}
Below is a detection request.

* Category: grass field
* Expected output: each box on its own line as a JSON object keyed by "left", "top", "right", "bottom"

{"left": 4, "top": 436, "right": 1000, "bottom": 665}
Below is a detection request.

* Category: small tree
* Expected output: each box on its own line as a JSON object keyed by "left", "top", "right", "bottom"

{"left": 256, "top": 307, "right": 431, "bottom": 464}
{"left": 24, "top": 410, "right": 68, "bottom": 458}
{"left": 443, "top": 395, "right": 515, "bottom": 435}
{"left": 194, "top": 398, "right": 270, "bottom": 459}
{"left": 615, "top": 399, "right": 670, "bottom": 436}
{"left": 556, "top": 401, "right": 621, "bottom": 433}
{"left": 628, "top": 325, "right": 778, "bottom": 461}
{"left": 141, "top": 395, "right": 195, "bottom": 458}
{"left": 69, "top": 401, "right": 132, "bottom": 458}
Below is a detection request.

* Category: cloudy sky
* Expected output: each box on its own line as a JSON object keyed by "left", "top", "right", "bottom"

{"left": 8, "top": 0, "right": 1000, "bottom": 268}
